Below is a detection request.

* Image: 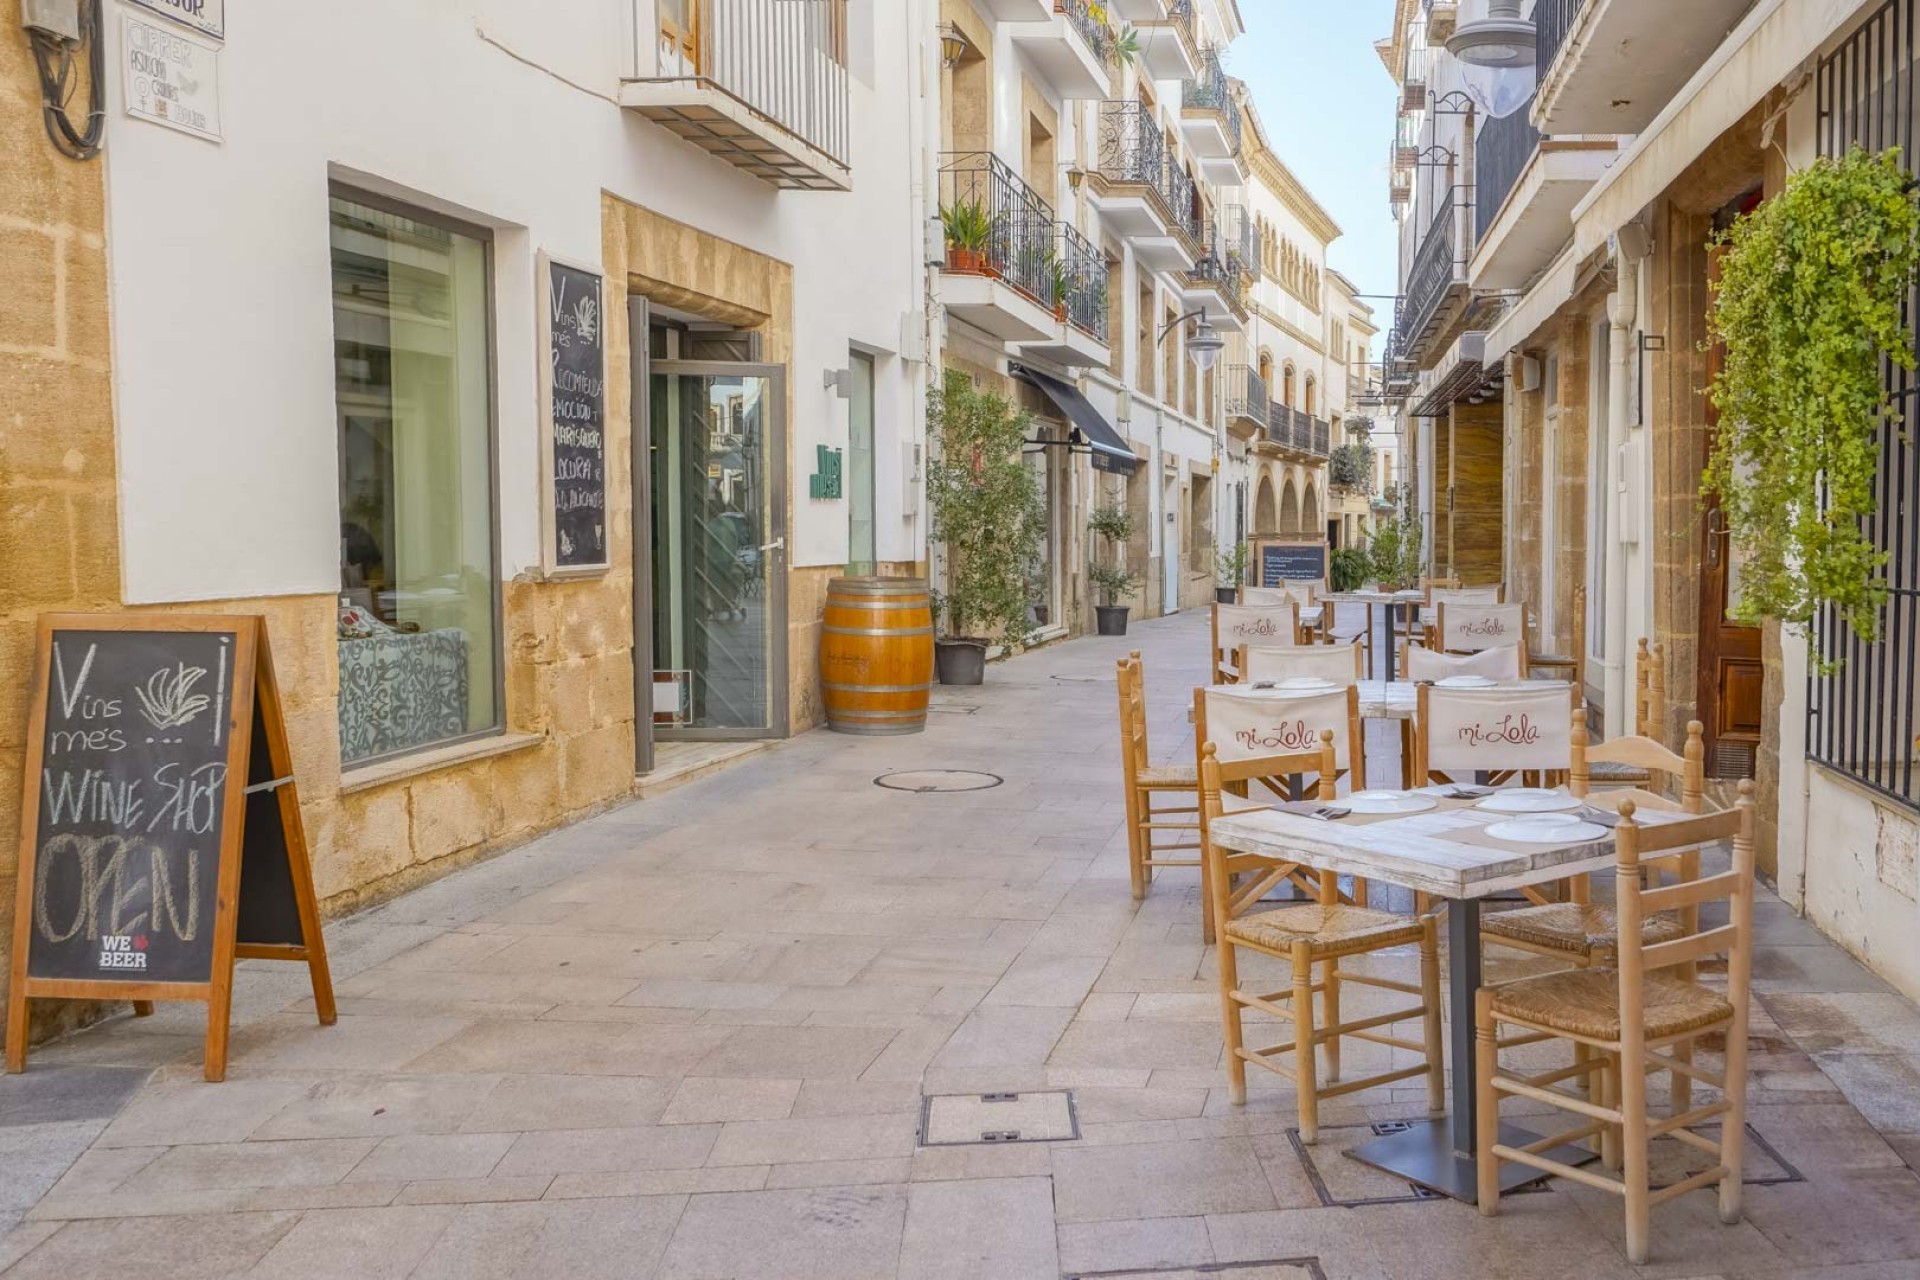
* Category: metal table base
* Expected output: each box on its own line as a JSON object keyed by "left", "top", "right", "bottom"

{"left": 1346, "top": 897, "right": 1598, "bottom": 1203}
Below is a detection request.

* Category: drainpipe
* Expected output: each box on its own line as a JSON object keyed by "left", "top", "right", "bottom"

{"left": 1603, "top": 248, "right": 1641, "bottom": 736}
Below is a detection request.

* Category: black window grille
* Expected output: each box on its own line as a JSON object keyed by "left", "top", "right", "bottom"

{"left": 1809, "top": 0, "right": 1920, "bottom": 809}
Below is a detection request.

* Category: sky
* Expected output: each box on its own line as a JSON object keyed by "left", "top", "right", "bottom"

{"left": 1227, "top": 0, "right": 1402, "bottom": 357}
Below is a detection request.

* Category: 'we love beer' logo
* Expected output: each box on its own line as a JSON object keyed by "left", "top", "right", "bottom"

{"left": 1456, "top": 713, "right": 1541, "bottom": 747}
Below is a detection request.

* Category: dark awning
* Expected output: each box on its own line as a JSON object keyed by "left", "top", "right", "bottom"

{"left": 1010, "top": 364, "right": 1140, "bottom": 476}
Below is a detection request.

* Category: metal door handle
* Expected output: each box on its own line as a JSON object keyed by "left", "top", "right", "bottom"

{"left": 759, "top": 538, "right": 786, "bottom": 553}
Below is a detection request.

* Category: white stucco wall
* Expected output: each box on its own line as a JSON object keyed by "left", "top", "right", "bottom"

{"left": 100, "top": 0, "right": 929, "bottom": 604}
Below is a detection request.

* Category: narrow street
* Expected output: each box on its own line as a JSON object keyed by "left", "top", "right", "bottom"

{"left": 4, "top": 613, "right": 1920, "bottom": 1279}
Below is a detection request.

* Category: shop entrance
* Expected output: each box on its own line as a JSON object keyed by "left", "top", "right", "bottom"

{"left": 630, "top": 307, "right": 788, "bottom": 772}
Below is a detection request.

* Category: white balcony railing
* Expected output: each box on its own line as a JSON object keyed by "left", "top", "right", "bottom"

{"left": 647, "top": 0, "right": 850, "bottom": 167}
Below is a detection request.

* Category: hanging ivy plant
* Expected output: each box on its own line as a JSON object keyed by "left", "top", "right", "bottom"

{"left": 1704, "top": 145, "right": 1920, "bottom": 660}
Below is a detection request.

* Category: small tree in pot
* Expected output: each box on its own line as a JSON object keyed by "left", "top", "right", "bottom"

{"left": 926, "top": 373, "right": 1046, "bottom": 684}
{"left": 1213, "top": 540, "right": 1248, "bottom": 604}
{"left": 1088, "top": 503, "right": 1139, "bottom": 635}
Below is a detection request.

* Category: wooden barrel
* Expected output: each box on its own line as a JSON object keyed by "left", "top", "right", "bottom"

{"left": 821, "top": 577, "right": 934, "bottom": 736}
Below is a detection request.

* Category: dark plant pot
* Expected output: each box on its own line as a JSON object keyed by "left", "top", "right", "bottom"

{"left": 1032, "top": 604, "right": 1050, "bottom": 626}
{"left": 935, "top": 638, "right": 988, "bottom": 686}
{"left": 1095, "top": 605, "right": 1131, "bottom": 636}
{"left": 1214, "top": 586, "right": 1238, "bottom": 605}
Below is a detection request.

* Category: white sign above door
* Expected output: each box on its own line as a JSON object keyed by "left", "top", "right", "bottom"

{"left": 125, "top": 0, "right": 224, "bottom": 40}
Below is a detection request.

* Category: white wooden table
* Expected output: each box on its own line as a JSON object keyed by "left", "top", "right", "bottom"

{"left": 1208, "top": 793, "right": 1693, "bottom": 1202}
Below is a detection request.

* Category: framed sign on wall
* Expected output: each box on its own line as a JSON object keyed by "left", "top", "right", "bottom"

{"left": 540, "top": 253, "right": 610, "bottom": 576}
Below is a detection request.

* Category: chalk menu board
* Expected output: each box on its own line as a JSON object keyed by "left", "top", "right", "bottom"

{"left": 24, "top": 628, "right": 239, "bottom": 985}
{"left": 547, "top": 259, "right": 608, "bottom": 571}
{"left": 8, "top": 615, "right": 336, "bottom": 1081}
{"left": 1258, "top": 541, "right": 1329, "bottom": 587}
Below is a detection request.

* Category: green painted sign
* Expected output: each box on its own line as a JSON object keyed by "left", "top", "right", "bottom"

{"left": 810, "top": 445, "right": 843, "bottom": 500}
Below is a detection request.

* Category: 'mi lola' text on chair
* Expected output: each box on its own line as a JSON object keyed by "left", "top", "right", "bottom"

{"left": 1239, "top": 641, "right": 1363, "bottom": 686}
{"left": 1116, "top": 653, "right": 1199, "bottom": 903}
{"left": 1200, "top": 741, "right": 1445, "bottom": 1139}
{"left": 1475, "top": 784, "right": 1757, "bottom": 1265}
{"left": 1212, "top": 602, "right": 1303, "bottom": 684}
{"left": 1194, "top": 685, "right": 1367, "bottom": 938}
{"left": 1431, "top": 602, "right": 1530, "bottom": 657}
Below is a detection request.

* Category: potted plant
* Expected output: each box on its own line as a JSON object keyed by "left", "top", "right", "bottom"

{"left": 1088, "top": 503, "right": 1139, "bottom": 635}
{"left": 1330, "top": 545, "right": 1369, "bottom": 593}
{"left": 940, "top": 197, "right": 993, "bottom": 276}
{"left": 925, "top": 373, "right": 1047, "bottom": 684}
{"left": 1367, "top": 510, "right": 1424, "bottom": 592}
{"left": 1213, "top": 541, "right": 1248, "bottom": 604}
{"left": 1049, "top": 254, "right": 1073, "bottom": 323}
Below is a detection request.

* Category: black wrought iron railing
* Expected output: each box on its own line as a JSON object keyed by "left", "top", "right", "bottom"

{"left": 1222, "top": 204, "right": 1256, "bottom": 279}
{"left": 1401, "top": 191, "right": 1459, "bottom": 345}
{"left": 1097, "top": 99, "right": 1193, "bottom": 232}
{"left": 1186, "top": 234, "right": 1245, "bottom": 314}
{"left": 1262, "top": 404, "right": 1328, "bottom": 457}
{"left": 1475, "top": 88, "right": 1542, "bottom": 242}
{"left": 1056, "top": 0, "right": 1116, "bottom": 66}
{"left": 1226, "top": 364, "right": 1269, "bottom": 424}
{"left": 1535, "top": 0, "right": 1587, "bottom": 81}
{"left": 661, "top": 0, "right": 851, "bottom": 166}
{"left": 1809, "top": 0, "right": 1920, "bottom": 809}
{"left": 1059, "top": 222, "right": 1109, "bottom": 343}
{"left": 1183, "top": 48, "right": 1244, "bottom": 153}
{"left": 938, "top": 152, "right": 1056, "bottom": 305}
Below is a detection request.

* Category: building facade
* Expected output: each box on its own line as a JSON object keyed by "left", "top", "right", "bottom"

{"left": 1379, "top": 0, "right": 1920, "bottom": 1001}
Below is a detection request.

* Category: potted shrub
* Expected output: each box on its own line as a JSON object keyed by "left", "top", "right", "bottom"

{"left": 925, "top": 373, "right": 1047, "bottom": 684}
{"left": 1049, "top": 254, "right": 1072, "bottom": 323}
{"left": 1330, "top": 545, "right": 1369, "bottom": 593}
{"left": 1367, "top": 511, "right": 1424, "bottom": 592}
{"left": 1088, "top": 503, "right": 1139, "bottom": 635}
{"left": 940, "top": 197, "right": 993, "bottom": 276}
{"left": 1213, "top": 541, "right": 1248, "bottom": 604}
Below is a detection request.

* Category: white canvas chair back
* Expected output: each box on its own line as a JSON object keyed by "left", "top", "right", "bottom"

{"left": 1214, "top": 603, "right": 1300, "bottom": 660}
{"left": 1420, "top": 682, "right": 1574, "bottom": 777}
{"left": 1429, "top": 585, "right": 1503, "bottom": 608}
{"left": 1327, "top": 599, "right": 1370, "bottom": 640}
{"left": 1406, "top": 643, "right": 1522, "bottom": 682}
{"left": 1277, "top": 576, "right": 1326, "bottom": 602}
{"left": 1241, "top": 586, "right": 1297, "bottom": 607}
{"left": 1435, "top": 602, "right": 1526, "bottom": 654}
{"left": 1203, "top": 686, "right": 1355, "bottom": 773}
{"left": 1241, "top": 643, "right": 1363, "bottom": 686}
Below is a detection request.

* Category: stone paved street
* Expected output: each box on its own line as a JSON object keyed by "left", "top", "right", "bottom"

{"left": 6, "top": 613, "right": 1920, "bottom": 1278}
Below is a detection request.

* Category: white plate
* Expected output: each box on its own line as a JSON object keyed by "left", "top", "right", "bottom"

{"left": 1434, "top": 675, "right": 1496, "bottom": 689}
{"left": 1477, "top": 788, "right": 1581, "bottom": 814}
{"left": 1276, "top": 677, "right": 1338, "bottom": 690}
{"left": 1345, "top": 790, "right": 1439, "bottom": 815}
{"left": 1487, "top": 816, "right": 1609, "bottom": 844}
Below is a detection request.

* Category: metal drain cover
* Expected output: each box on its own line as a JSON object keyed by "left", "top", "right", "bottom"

{"left": 875, "top": 770, "right": 1003, "bottom": 794}
{"left": 920, "top": 1090, "right": 1077, "bottom": 1145}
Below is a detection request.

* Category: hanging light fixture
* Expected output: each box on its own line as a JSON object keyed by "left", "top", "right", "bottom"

{"left": 939, "top": 24, "right": 968, "bottom": 70}
{"left": 1445, "top": 0, "right": 1536, "bottom": 119}
{"left": 1188, "top": 317, "right": 1225, "bottom": 373}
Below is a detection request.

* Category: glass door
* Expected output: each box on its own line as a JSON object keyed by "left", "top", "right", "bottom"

{"left": 648, "top": 362, "right": 788, "bottom": 739}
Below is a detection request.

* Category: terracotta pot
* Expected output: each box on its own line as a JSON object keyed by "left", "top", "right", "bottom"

{"left": 1054, "top": 304, "right": 1068, "bottom": 322}
{"left": 946, "top": 246, "right": 984, "bottom": 274}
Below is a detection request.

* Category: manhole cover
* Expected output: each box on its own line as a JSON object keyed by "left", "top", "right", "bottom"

{"left": 920, "top": 1090, "right": 1077, "bottom": 1145}
{"left": 874, "top": 770, "right": 1003, "bottom": 793}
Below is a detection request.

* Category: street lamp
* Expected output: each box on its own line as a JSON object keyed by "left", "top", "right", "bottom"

{"left": 938, "top": 24, "right": 967, "bottom": 70}
{"left": 1159, "top": 309, "right": 1224, "bottom": 373}
{"left": 1446, "top": 0, "right": 1536, "bottom": 119}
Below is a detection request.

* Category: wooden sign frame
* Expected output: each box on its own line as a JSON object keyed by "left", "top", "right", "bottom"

{"left": 1253, "top": 539, "right": 1330, "bottom": 590}
{"left": 4, "top": 614, "right": 335, "bottom": 1082}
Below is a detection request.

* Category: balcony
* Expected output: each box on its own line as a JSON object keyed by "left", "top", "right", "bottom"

{"left": 1137, "top": 0, "right": 1202, "bottom": 82}
{"left": 1225, "top": 364, "right": 1269, "bottom": 441}
{"left": 1221, "top": 204, "right": 1256, "bottom": 281}
{"left": 1399, "top": 191, "right": 1469, "bottom": 368}
{"left": 938, "top": 152, "right": 1060, "bottom": 343}
{"left": 1010, "top": 0, "right": 1115, "bottom": 102}
{"left": 1424, "top": 0, "right": 1458, "bottom": 42}
{"left": 1181, "top": 49, "right": 1245, "bottom": 181}
{"left": 622, "top": 0, "right": 851, "bottom": 191}
{"left": 975, "top": 0, "right": 1051, "bottom": 18}
{"left": 1104, "top": 0, "right": 1167, "bottom": 18}
{"left": 1470, "top": 95, "right": 1620, "bottom": 291}
{"left": 1533, "top": 0, "right": 1756, "bottom": 135}
{"left": 1402, "top": 24, "right": 1430, "bottom": 111}
{"left": 1180, "top": 221, "right": 1248, "bottom": 332}
{"left": 1019, "top": 222, "right": 1113, "bottom": 369}
{"left": 1087, "top": 102, "right": 1200, "bottom": 272}
{"left": 1260, "top": 403, "right": 1331, "bottom": 459}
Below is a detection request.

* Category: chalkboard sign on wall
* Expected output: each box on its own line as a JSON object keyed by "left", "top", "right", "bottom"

{"left": 546, "top": 258, "right": 608, "bottom": 572}
{"left": 6, "top": 616, "right": 335, "bottom": 1081}
{"left": 1257, "top": 540, "right": 1330, "bottom": 588}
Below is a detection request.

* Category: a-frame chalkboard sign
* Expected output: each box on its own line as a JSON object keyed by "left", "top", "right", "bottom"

{"left": 5, "top": 615, "right": 335, "bottom": 1082}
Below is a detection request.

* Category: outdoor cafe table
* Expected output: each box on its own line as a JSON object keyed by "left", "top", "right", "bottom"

{"left": 1322, "top": 590, "right": 1425, "bottom": 683}
{"left": 1206, "top": 790, "right": 1690, "bottom": 1203}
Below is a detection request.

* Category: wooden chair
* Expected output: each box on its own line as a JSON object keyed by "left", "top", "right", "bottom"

{"left": 1527, "top": 584, "right": 1586, "bottom": 689}
{"left": 1636, "top": 639, "right": 1667, "bottom": 738}
{"left": 1194, "top": 684, "right": 1368, "bottom": 940}
{"left": 1325, "top": 598, "right": 1372, "bottom": 666}
{"left": 1402, "top": 641, "right": 1525, "bottom": 681}
{"left": 1116, "top": 654, "right": 1200, "bottom": 903}
{"left": 1481, "top": 721, "right": 1708, "bottom": 970}
{"left": 1239, "top": 641, "right": 1364, "bottom": 686}
{"left": 1201, "top": 740, "right": 1445, "bottom": 1138}
{"left": 1421, "top": 575, "right": 1463, "bottom": 592}
{"left": 1241, "top": 586, "right": 1297, "bottom": 607}
{"left": 1432, "top": 602, "right": 1530, "bottom": 657}
{"left": 1427, "top": 584, "right": 1503, "bottom": 607}
{"left": 1212, "top": 602, "right": 1304, "bottom": 683}
{"left": 1475, "top": 783, "right": 1757, "bottom": 1265}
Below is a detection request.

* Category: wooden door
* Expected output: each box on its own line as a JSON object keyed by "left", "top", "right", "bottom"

{"left": 1449, "top": 401, "right": 1504, "bottom": 586}
{"left": 1697, "top": 195, "right": 1764, "bottom": 776}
